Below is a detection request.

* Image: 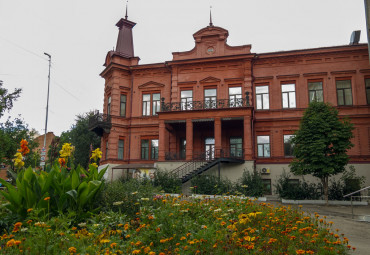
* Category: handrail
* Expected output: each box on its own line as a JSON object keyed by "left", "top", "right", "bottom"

{"left": 343, "top": 185, "right": 370, "bottom": 198}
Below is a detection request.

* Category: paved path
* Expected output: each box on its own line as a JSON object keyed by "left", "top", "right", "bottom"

{"left": 274, "top": 203, "right": 370, "bottom": 255}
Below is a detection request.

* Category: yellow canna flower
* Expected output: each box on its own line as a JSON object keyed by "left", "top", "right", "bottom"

{"left": 59, "top": 143, "right": 73, "bottom": 158}
{"left": 90, "top": 148, "right": 102, "bottom": 162}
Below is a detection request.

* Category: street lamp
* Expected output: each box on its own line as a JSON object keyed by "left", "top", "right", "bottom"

{"left": 42, "top": 52, "right": 51, "bottom": 168}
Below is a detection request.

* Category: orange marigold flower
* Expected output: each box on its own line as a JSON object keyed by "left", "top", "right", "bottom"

{"left": 6, "top": 239, "right": 15, "bottom": 247}
{"left": 148, "top": 252, "right": 156, "bottom": 255}
{"left": 132, "top": 250, "right": 141, "bottom": 254}
{"left": 110, "top": 242, "right": 117, "bottom": 248}
{"left": 156, "top": 227, "right": 160, "bottom": 232}
{"left": 44, "top": 197, "right": 50, "bottom": 201}
{"left": 296, "top": 250, "right": 305, "bottom": 254}
{"left": 27, "top": 208, "right": 33, "bottom": 213}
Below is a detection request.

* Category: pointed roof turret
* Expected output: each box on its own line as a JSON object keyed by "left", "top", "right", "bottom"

{"left": 115, "top": 2, "right": 135, "bottom": 58}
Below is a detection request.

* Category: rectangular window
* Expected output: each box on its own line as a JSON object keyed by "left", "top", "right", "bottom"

{"left": 256, "top": 86, "right": 269, "bottom": 110}
{"left": 141, "top": 139, "right": 158, "bottom": 160}
{"left": 107, "top": 96, "right": 111, "bottom": 115}
{"left": 118, "top": 140, "right": 124, "bottom": 160}
{"left": 281, "top": 84, "right": 296, "bottom": 108}
{"left": 151, "top": 139, "right": 159, "bottom": 160}
{"left": 141, "top": 140, "right": 149, "bottom": 160}
{"left": 152, "top": 93, "right": 160, "bottom": 115}
{"left": 229, "top": 87, "right": 242, "bottom": 107}
{"left": 257, "top": 136, "right": 270, "bottom": 157}
{"left": 230, "top": 137, "right": 243, "bottom": 157}
{"left": 336, "top": 80, "right": 352, "bottom": 106}
{"left": 105, "top": 141, "right": 109, "bottom": 159}
{"left": 143, "top": 93, "right": 161, "bottom": 116}
{"left": 204, "top": 88, "right": 217, "bottom": 109}
{"left": 120, "top": 95, "right": 126, "bottom": 117}
{"left": 366, "top": 79, "right": 370, "bottom": 104}
{"left": 284, "top": 135, "right": 294, "bottom": 157}
{"left": 308, "top": 81, "right": 323, "bottom": 103}
{"left": 180, "top": 138, "right": 186, "bottom": 159}
{"left": 262, "top": 179, "right": 272, "bottom": 195}
{"left": 181, "top": 90, "right": 193, "bottom": 110}
{"left": 142, "top": 94, "right": 151, "bottom": 116}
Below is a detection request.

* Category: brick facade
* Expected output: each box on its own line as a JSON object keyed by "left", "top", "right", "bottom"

{"left": 95, "top": 15, "right": 370, "bottom": 191}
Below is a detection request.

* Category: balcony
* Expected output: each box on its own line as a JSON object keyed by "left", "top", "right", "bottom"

{"left": 160, "top": 93, "right": 250, "bottom": 113}
{"left": 88, "top": 112, "right": 112, "bottom": 136}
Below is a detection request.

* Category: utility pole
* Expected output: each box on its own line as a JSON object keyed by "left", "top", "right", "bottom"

{"left": 41, "top": 53, "right": 51, "bottom": 168}
{"left": 365, "top": 0, "right": 370, "bottom": 62}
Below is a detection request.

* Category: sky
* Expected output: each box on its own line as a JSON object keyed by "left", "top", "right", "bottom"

{"left": 0, "top": 0, "right": 367, "bottom": 136}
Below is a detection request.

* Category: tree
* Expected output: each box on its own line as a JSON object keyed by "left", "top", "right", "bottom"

{"left": 290, "top": 102, "right": 354, "bottom": 203}
{"left": 0, "top": 117, "right": 39, "bottom": 169}
{"left": 0, "top": 80, "right": 22, "bottom": 119}
{"left": 47, "top": 112, "right": 101, "bottom": 168}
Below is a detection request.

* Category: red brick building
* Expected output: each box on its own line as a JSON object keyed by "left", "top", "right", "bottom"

{"left": 90, "top": 14, "right": 370, "bottom": 193}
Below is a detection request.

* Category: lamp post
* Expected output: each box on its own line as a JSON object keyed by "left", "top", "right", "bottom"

{"left": 42, "top": 53, "right": 51, "bottom": 168}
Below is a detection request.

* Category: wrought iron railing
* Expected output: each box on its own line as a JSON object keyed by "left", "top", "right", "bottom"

{"left": 160, "top": 92, "right": 250, "bottom": 112}
{"left": 165, "top": 148, "right": 244, "bottom": 161}
{"left": 217, "top": 148, "right": 244, "bottom": 159}
{"left": 88, "top": 112, "right": 112, "bottom": 136}
{"left": 170, "top": 150, "right": 212, "bottom": 180}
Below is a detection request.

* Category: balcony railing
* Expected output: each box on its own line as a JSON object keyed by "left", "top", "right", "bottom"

{"left": 160, "top": 93, "right": 250, "bottom": 112}
{"left": 165, "top": 148, "right": 244, "bottom": 161}
{"left": 88, "top": 112, "right": 112, "bottom": 136}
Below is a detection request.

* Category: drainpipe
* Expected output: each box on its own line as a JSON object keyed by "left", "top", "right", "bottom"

{"left": 251, "top": 55, "right": 258, "bottom": 172}
{"left": 128, "top": 67, "right": 134, "bottom": 167}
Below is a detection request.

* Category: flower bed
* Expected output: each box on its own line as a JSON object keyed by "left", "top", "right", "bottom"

{"left": 0, "top": 195, "right": 354, "bottom": 254}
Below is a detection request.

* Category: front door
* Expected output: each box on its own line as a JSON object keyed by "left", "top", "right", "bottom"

{"left": 205, "top": 137, "right": 215, "bottom": 160}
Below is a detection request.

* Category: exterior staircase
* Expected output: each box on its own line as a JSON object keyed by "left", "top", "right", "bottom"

{"left": 170, "top": 149, "right": 244, "bottom": 183}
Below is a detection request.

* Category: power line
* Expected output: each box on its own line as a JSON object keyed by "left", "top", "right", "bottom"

{"left": 0, "top": 36, "right": 48, "bottom": 61}
{"left": 52, "top": 80, "right": 80, "bottom": 101}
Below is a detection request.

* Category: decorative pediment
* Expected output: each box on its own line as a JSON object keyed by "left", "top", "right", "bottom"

{"left": 199, "top": 76, "right": 221, "bottom": 84}
{"left": 138, "top": 81, "right": 165, "bottom": 89}
{"left": 172, "top": 25, "right": 251, "bottom": 61}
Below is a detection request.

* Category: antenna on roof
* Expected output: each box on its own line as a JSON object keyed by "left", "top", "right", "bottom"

{"left": 209, "top": 6, "right": 213, "bottom": 26}
{"left": 125, "top": 0, "right": 128, "bottom": 20}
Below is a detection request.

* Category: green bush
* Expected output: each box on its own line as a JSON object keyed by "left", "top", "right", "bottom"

{"left": 275, "top": 170, "right": 322, "bottom": 200}
{"left": 96, "top": 178, "right": 161, "bottom": 217}
{"left": 329, "top": 166, "right": 365, "bottom": 200}
{"left": 152, "top": 169, "right": 181, "bottom": 193}
{"left": 190, "top": 175, "right": 233, "bottom": 195}
{"left": 235, "top": 170, "right": 265, "bottom": 197}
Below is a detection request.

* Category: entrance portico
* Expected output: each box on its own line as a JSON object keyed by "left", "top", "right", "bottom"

{"left": 158, "top": 107, "right": 253, "bottom": 162}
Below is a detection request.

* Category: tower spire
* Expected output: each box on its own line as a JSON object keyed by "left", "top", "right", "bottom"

{"left": 115, "top": 0, "right": 135, "bottom": 58}
{"left": 209, "top": 6, "right": 213, "bottom": 26}
{"left": 125, "top": 0, "right": 128, "bottom": 20}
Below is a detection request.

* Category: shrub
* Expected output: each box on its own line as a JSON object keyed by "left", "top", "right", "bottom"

{"left": 275, "top": 170, "right": 322, "bottom": 200}
{"left": 341, "top": 165, "right": 365, "bottom": 198}
{"left": 190, "top": 175, "right": 233, "bottom": 195}
{"left": 152, "top": 169, "right": 181, "bottom": 193}
{"left": 235, "top": 169, "right": 265, "bottom": 197}
{"left": 96, "top": 178, "right": 161, "bottom": 217}
{"left": 328, "top": 166, "right": 366, "bottom": 200}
